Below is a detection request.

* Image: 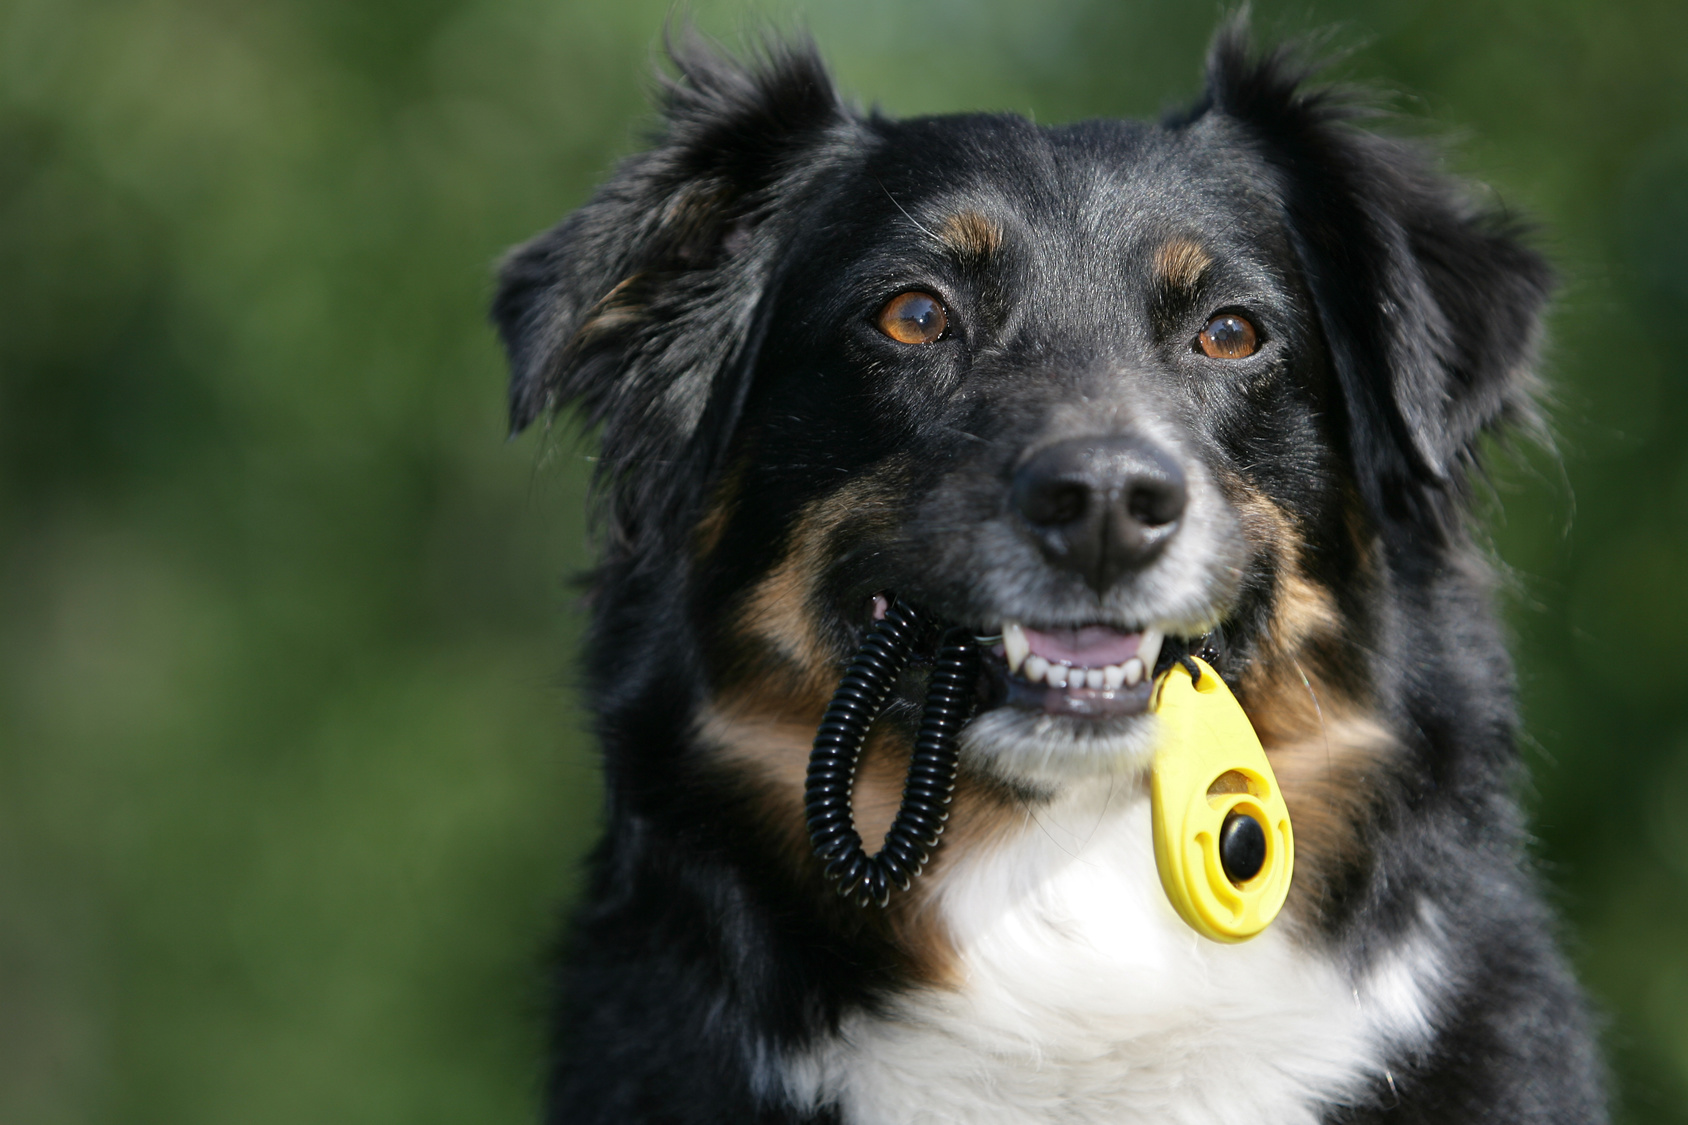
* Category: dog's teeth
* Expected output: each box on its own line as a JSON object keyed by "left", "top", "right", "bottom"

{"left": 1102, "top": 663, "right": 1127, "bottom": 690}
{"left": 1138, "top": 628, "right": 1164, "bottom": 675}
{"left": 1046, "top": 663, "right": 1069, "bottom": 688}
{"left": 1003, "top": 621, "right": 1029, "bottom": 674}
{"left": 1085, "top": 667, "right": 1105, "bottom": 689}
{"left": 1123, "top": 657, "right": 1145, "bottom": 687}
{"left": 1024, "top": 654, "right": 1049, "bottom": 683}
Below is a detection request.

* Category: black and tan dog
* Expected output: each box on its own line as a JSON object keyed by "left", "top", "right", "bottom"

{"left": 493, "top": 24, "right": 1606, "bottom": 1125}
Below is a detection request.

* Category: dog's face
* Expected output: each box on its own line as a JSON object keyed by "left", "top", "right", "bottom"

{"left": 704, "top": 110, "right": 1363, "bottom": 783}
{"left": 697, "top": 111, "right": 1349, "bottom": 784}
{"left": 496, "top": 35, "right": 1549, "bottom": 871}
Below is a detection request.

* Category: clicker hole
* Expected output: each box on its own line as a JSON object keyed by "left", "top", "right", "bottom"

{"left": 1207, "top": 770, "right": 1256, "bottom": 797}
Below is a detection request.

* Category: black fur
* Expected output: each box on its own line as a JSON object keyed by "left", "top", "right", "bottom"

{"left": 495, "top": 24, "right": 1605, "bottom": 1125}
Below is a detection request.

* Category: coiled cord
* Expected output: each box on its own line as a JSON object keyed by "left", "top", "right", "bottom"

{"left": 804, "top": 600, "right": 981, "bottom": 907}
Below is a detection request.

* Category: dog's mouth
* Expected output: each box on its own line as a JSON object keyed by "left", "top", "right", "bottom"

{"left": 864, "top": 592, "right": 1211, "bottom": 723}
{"left": 980, "top": 621, "right": 1165, "bottom": 718}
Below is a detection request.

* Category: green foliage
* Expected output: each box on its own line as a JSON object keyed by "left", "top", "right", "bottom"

{"left": 1, "top": 0, "right": 1684, "bottom": 1120}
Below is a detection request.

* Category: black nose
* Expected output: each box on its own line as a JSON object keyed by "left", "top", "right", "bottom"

{"left": 1011, "top": 434, "right": 1188, "bottom": 593}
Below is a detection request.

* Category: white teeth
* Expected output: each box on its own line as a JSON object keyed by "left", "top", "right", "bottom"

{"left": 1137, "top": 628, "right": 1164, "bottom": 677}
{"left": 1002, "top": 621, "right": 1029, "bottom": 674}
{"left": 1005, "top": 624, "right": 1169, "bottom": 695}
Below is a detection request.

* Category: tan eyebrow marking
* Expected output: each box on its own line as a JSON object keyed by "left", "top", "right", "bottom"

{"left": 1153, "top": 238, "right": 1214, "bottom": 289}
{"left": 937, "top": 210, "right": 1003, "bottom": 258}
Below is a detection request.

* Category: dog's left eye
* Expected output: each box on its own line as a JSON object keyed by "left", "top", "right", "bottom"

{"left": 1196, "top": 314, "right": 1259, "bottom": 359}
{"left": 878, "top": 291, "right": 948, "bottom": 345}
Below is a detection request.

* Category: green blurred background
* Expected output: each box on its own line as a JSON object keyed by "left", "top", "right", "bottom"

{"left": 2, "top": 0, "right": 1685, "bottom": 1120}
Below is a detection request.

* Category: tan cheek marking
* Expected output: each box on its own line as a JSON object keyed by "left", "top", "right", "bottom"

{"left": 1224, "top": 478, "right": 1393, "bottom": 928}
{"left": 937, "top": 210, "right": 1003, "bottom": 259}
{"left": 1272, "top": 570, "right": 1342, "bottom": 658}
{"left": 1152, "top": 237, "right": 1213, "bottom": 290}
{"left": 1229, "top": 484, "right": 1299, "bottom": 560}
{"left": 696, "top": 697, "right": 1020, "bottom": 985}
{"left": 849, "top": 725, "right": 911, "bottom": 847}
{"left": 1264, "top": 710, "right": 1392, "bottom": 928}
{"left": 1247, "top": 650, "right": 1391, "bottom": 929}
{"left": 695, "top": 701, "right": 818, "bottom": 855}
{"left": 734, "top": 467, "right": 910, "bottom": 702}
{"left": 698, "top": 455, "right": 1020, "bottom": 985}
{"left": 736, "top": 542, "right": 837, "bottom": 705}
{"left": 1228, "top": 485, "right": 1342, "bottom": 663}
{"left": 697, "top": 702, "right": 904, "bottom": 851}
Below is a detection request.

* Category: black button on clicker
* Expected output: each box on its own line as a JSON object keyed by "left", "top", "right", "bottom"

{"left": 1219, "top": 810, "right": 1266, "bottom": 884}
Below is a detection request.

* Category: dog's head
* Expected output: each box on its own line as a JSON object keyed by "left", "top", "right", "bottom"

{"left": 495, "top": 28, "right": 1549, "bottom": 797}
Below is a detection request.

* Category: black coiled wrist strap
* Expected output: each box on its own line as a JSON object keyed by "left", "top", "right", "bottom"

{"left": 804, "top": 600, "right": 981, "bottom": 907}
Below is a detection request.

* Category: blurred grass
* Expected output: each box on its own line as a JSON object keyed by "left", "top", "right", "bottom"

{"left": 0, "top": 0, "right": 1685, "bottom": 1121}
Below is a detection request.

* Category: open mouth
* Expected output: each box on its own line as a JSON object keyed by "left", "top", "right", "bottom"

{"left": 982, "top": 621, "right": 1166, "bottom": 718}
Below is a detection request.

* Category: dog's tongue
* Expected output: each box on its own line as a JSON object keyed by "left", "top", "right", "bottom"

{"left": 1021, "top": 625, "right": 1140, "bottom": 667}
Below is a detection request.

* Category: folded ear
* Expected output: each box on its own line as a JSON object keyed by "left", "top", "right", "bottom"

{"left": 1196, "top": 26, "right": 1553, "bottom": 542}
{"left": 492, "top": 35, "right": 854, "bottom": 552}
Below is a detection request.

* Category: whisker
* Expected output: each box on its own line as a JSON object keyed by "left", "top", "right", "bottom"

{"left": 876, "top": 177, "right": 939, "bottom": 241}
{"left": 1293, "top": 656, "right": 1332, "bottom": 780}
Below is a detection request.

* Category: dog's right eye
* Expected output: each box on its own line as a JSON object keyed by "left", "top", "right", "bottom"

{"left": 878, "top": 292, "right": 948, "bottom": 345}
{"left": 1196, "top": 314, "right": 1259, "bottom": 359}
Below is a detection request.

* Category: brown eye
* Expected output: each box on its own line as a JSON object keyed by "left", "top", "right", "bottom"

{"left": 878, "top": 291, "right": 948, "bottom": 344}
{"left": 1197, "top": 314, "right": 1259, "bottom": 359}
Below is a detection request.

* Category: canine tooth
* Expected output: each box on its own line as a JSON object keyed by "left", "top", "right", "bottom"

{"left": 1137, "top": 628, "right": 1164, "bottom": 675}
{"left": 1123, "top": 657, "right": 1145, "bottom": 686}
{"left": 1046, "top": 663, "right": 1068, "bottom": 688}
{"left": 1003, "top": 622, "right": 1029, "bottom": 674}
{"left": 1024, "top": 654, "right": 1049, "bottom": 683}
{"left": 1085, "top": 667, "right": 1105, "bottom": 689}
{"left": 1102, "top": 663, "right": 1127, "bottom": 689}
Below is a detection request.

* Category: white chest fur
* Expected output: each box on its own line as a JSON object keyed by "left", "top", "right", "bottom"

{"left": 785, "top": 786, "right": 1443, "bottom": 1124}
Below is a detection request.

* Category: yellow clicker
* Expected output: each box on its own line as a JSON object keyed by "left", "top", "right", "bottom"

{"left": 1150, "top": 657, "right": 1294, "bottom": 943}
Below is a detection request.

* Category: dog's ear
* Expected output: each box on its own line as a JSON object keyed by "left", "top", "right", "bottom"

{"left": 1194, "top": 26, "right": 1553, "bottom": 542}
{"left": 493, "top": 35, "right": 853, "bottom": 551}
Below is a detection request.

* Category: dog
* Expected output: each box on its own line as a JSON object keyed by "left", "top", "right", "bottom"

{"left": 492, "top": 23, "right": 1607, "bottom": 1124}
